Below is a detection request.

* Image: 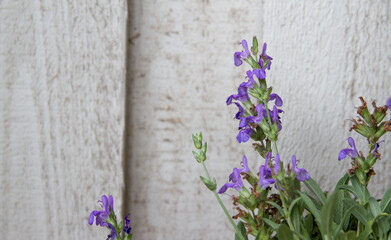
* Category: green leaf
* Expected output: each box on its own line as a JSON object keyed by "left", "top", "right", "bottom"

{"left": 337, "top": 231, "right": 358, "bottom": 240}
{"left": 288, "top": 197, "right": 303, "bottom": 216}
{"left": 333, "top": 205, "right": 359, "bottom": 240}
{"left": 358, "top": 213, "right": 388, "bottom": 240}
{"left": 234, "top": 221, "right": 248, "bottom": 240}
{"left": 342, "top": 199, "right": 370, "bottom": 225}
{"left": 350, "top": 175, "right": 366, "bottom": 203}
{"left": 290, "top": 203, "right": 302, "bottom": 233}
{"left": 380, "top": 186, "right": 391, "bottom": 213}
{"left": 320, "top": 191, "right": 339, "bottom": 239}
{"left": 304, "top": 177, "right": 326, "bottom": 204}
{"left": 333, "top": 190, "right": 345, "bottom": 225}
{"left": 337, "top": 185, "right": 359, "bottom": 199}
{"left": 296, "top": 191, "right": 321, "bottom": 222}
{"left": 260, "top": 217, "right": 279, "bottom": 230}
{"left": 276, "top": 224, "right": 294, "bottom": 240}
{"left": 334, "top": 173, "right": 349, "bottom": 191}
{"left": 304, "top": 214, "right": 313, "bottom": 236}
{"left": 368, "top": 197, "right": 381, "bottom": 217}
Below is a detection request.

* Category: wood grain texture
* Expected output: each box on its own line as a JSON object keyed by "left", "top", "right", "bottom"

{"left": 126, "top": 0, "right": 391, "bottom": 239}
{"left": 0, "top": 0, "right": 127, "bottom": 239}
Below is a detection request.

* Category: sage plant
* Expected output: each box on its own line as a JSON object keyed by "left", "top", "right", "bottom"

{"left": 192, "top": 37, "right": 391, "bottom": 240}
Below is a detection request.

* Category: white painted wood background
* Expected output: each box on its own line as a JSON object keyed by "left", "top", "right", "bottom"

{"left": 1, "top": 1, "right": 390, "bottom": 239}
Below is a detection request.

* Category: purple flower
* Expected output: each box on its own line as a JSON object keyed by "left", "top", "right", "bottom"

{"left": 291, "top": 155, "right": 310, "bottom": 182}
{"left": 124, "top": 214, "right": 132, "bottom": 234}
{"left": 269, "top": 94, "right": 283, "bottom": 107}
{"left": 89, "top": 195, "right": 114, "bottom": 227}
{"left": 274, "top": 154, "right": 281, "bottom": 174}
{"left": 218, "top": 156, "right": 250, "bottom": 194}
{"left": 107, "top": 224, "right": 117, "bottom": 239}
{"left": 244, "top": 70, "right": 255, "bottom": 88}
{"left": 234, "top": 40, "right": 251, "bottom": 66}
{"left": 239, "top": 155, "right": 250, "bottom": 173}
{"left": 259, "top": 152, "right": 275, "bottom": 189}
{"left": 260, "top": 43, "right": 273, "bottom": 70}
{"left": 233, "top": 102, "right": 244, "bottom": 120}
{"left": 241, "top": 104, "right": 267, "bottom": 127}
{"left": 253, "top": 67, "right": 266, "bottom": 80}
{"left": 218, "top": 168, "right": 243, "bottom": 193}
{"left": 259, "top": 165, "right": 275, "bottom": 189}
{"left": 387, "top": 96, "right": 391, "bottom": 111}
{"left": 338, "top": 137, "right": 358, "bottom": 160}
{"left": 270, "top": 105, "right": 283, "bottom": 131}
{"left": 226, "top": 82, "right": 250, "bottom": 105}
{"left": 236, "top": 126, "right": 253, "bottom": 143}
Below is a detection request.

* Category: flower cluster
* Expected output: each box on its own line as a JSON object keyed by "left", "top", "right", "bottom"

{"left": 89, "top": 195, "right": 132, "bottom": 240}
{"left": 228, "top": 38, "right": 283, "bottom": 145}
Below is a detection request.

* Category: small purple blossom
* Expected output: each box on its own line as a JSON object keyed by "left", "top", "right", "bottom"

{"left": 338, "top": 137, "right": 358, "bottom": 160}
{"left": 291, "top": 155, "right": 310, "bottom": 182}
{"left": 387, "top": 96, "right": 391, "bottom": 111}
{"left": 260, "top": 43, "right": 273, "bottom": 70}
{"left": 233, "top": 102, "right": 244, "bottom": 120}
{"left": 253, "top": 67, "right": 266, "bottom": 80}
{"left": 244, "top": 70, "right": 255, "bottom": 88}
{"left": 259, "top": 165, "right": 275, "bottom": 189}
{"left": 226, "top": 82, "right": 250, "bottom": 105}
{"left": 218, "top": 156, "right": 250, "bottom": 194}
{"left": 89, "top": 195, "right": 118, "bottom": 239}
{"left": 89, "top": 195, "right": 114, "bottom": 227}
{"left": 269, "top": 94, "right": 283, "bottom": 107}
{"left": 236, "top": 126, "right": 253, "bottom": 143}
{"left": 259, "top": 152, "right": 275, "bottom": 189}
{"left": 239, "top": 155, "right": 250, "bottom": 173}
{"left": 270, "top": 105, "right": 283, "bottom": 131}
{"left": 234, "top": 40, "right": 250, "bottom": 66}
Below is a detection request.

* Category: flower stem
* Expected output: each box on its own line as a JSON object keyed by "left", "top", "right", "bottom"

{"left": 273, "top": 141, "right": 279, "bottom": 155}
{"left": 201, "top": 161, "right": 246, "bottom": 240}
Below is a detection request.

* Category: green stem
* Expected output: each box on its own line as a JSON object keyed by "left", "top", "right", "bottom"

{"left": 275, "top": 181, "right": 300, "bottom": 240}
{"left": 273, "top": 141, "right": 279, "bottom": 155}
{"left": 201, "top": 162, "right": 246, "bottom": 240}
{"left": 263, "top": 101, "right": 273, "bottom": 131}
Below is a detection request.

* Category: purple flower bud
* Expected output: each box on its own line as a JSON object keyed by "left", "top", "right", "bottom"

{"left": 338, "top": 137, "right": 358, "bottom": 160}
{"left": 124, "top": 214, "right": 132, "bottom": 234}
{"left": 260, "top": 43, "right": 273, "bottom": 70}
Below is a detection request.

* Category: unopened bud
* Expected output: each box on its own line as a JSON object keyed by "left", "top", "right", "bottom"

{"left": 251, "top": 36, "right": 259, "bottom": 55}
{"left": 192, "top": 132, "right": 203, "bottom": 149}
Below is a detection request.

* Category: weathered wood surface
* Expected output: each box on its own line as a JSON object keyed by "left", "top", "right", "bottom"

{"left": 0, "top": 0, "right": 127, "bottom": 239}
{"left": 1, "top": 0, "right": 391, "bottom": 239}
{"left": 127, "top": 1, "right": 391, "bottom": 239}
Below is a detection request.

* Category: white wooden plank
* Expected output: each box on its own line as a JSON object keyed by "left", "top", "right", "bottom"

{"left": 0, "top": 0, "right": 127, "bottom": 239}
